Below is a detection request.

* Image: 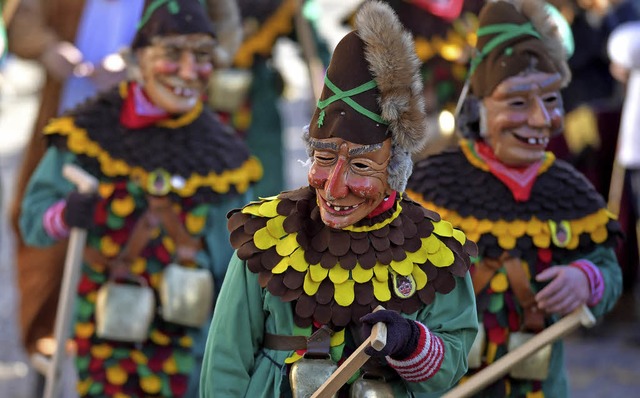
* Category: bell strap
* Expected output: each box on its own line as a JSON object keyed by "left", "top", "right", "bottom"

{"left": 146, "top": 195, "right": 203, "bottom": 263}
{"left": 503, "top": 257, "right": 545, "bottom": 333}
{"left": 471, "top": 256, "right": 504, "bottom": 295}
{"left": 263, "top": 325, "right": 333, "bottom": 356}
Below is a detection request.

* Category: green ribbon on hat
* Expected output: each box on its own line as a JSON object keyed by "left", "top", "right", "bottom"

{"left": 137, "top": 0, "right": 206, "bottom": 30}
{"left": 316, "top": 75, "right": 388, "bottom": 128}
{"left": 468, "top": 22, "right": 541, "bottom": 78}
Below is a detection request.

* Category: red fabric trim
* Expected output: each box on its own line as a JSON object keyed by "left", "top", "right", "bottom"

{"left": 119, "top": 82, "right": 170, "bottom": 129}
{"left": 367, "top": 191, "right": 397, "bottom": 218}
{"left": 386, "top": 322, "right": 444, "bottom": 382}
{"left": 475, "top": 141, "right": 542, "bottom": 202}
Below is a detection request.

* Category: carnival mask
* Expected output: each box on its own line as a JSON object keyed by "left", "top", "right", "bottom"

{"left": 308, "top": 137, "right": 393, "bottom": 229}
{"left": 481, "top": 69, "right": 564, "bottom": 166}
{"left": 136, "top": 33, "right": 215, "bottom": 114}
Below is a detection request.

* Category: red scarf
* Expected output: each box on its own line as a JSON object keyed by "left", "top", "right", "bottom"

{"left": 119, "top": 82, "right": 170, "bottom": 129}
{"left": 475, "top": 141, "right": 542, "bottom": 202}
{"left": 368, "top": 191, "right": 397, "bottom": 218}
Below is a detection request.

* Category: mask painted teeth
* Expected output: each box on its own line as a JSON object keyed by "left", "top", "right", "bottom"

{"left": 172, "top": 86, "right": 195, "bottom": 97}
{"left": 329, "top": 203, "right": 359, "bottom": 212}
{"left": 513, "top": 133, "right": 549, "bottom": 146}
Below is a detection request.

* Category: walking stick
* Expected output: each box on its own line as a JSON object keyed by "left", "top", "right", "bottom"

{"left": 293, "top": 0, "right": 325, "bottom": 104}
{"left": 442, "top": 305, "right": 596, "bottom": 398}
{"left": 310, "top": 306, "right": 388, "bottom": 398}
{"left": 40, "top": 164, "right": 98, "bottom": 398}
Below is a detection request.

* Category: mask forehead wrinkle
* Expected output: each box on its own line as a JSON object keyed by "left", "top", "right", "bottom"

{"left": 498, "top": 73, "right": 562, "bottom": 97}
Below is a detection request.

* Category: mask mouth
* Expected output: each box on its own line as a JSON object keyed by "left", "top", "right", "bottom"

{"left": 320, "top": 196, "right": 363, "bottom": 215}
{"left": 511, "top": 132, "right": 550, "bottom": 147}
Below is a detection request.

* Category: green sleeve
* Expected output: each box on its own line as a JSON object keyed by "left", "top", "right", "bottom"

{"left": 19, "top": 147, "right": 77, "bottom": 247}
{"left": 199, "top": 252, "right": 265, "bottom": 397}
{"left": 574, "top": 245, "right": 623, "bottom": 318}
{"left": 410, "top": 272, "right": 479, "bottom": 396}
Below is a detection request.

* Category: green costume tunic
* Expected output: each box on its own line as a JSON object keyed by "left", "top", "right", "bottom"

{"left": 20, "top": 83, "right": 262, "bottom": 397}
{"left": 200, "top": 187, "right": 479, "bottom": 397}
{"left": 406, "top": 139, "right": 623, "bottom": 398}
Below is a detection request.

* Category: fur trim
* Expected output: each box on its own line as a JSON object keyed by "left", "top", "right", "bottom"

{"left": 354, "top": 1, "right": 428, "bottom": 154}
{"left": 513, "top": 0, "right": 572, "bottom": 87}
{"left": 206, "top": 0, "right": 243, "bottom": 67}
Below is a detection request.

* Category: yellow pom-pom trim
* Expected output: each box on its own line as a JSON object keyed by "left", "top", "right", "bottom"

{"left": 44, "top": 116, "right": 263, "bottom": 196}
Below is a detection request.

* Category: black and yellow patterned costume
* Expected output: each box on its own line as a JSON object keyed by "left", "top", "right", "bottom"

{"left": 406, "top": 139, "right": 623, "bottom": 397}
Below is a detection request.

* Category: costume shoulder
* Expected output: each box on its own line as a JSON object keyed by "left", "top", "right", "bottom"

{"left": 227, "top": 186, "right": 477, "bottom": 328}
{"left": 407, "top": 142, "right": 621, "bottom": 258}
{"left": 43, "top": 83, "right": 262, "bottom": 203}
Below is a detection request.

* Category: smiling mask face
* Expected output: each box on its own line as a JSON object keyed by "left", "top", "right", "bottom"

{"left": 308, "top": 137, "right": 393, "bottom": 229}
{"left": 136, "top": 33, "right": 215, "bottom": 114}
{"left": 481, "top": 69, "right": 564, "bottom": 166}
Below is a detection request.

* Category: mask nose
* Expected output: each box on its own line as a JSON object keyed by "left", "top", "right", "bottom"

{"left": 325, "top": 157, "right": 349, "bottom": 201}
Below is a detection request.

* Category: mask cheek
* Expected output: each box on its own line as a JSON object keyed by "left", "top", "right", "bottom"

{"left": 154, "top": 60, "right": 179, "bottom": 75}
{"left": 550, "top": 110, "right": 564, "bottom": 135}
{"left": 308, "top": 165, "right": 329, "bottom": 190}
{"left": 197, "top": 64, "right": 213, "bottom": 80}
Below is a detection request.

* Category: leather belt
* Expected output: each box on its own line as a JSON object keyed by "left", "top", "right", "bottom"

{"left": 263, "top": 333, "right": 308, "bottom": 351}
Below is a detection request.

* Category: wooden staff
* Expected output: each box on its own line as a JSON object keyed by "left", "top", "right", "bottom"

{"left": 310, "top": 306, "right": 388, "bottom": 398}
{"left": 2, "top": 0, "right": 22, "bottom": 26}
{"left": 41, "top": 164, "right": 98, "bottom": 398}
{"left": 442, "top": 305, "right": 596, "bottom": 398}
{"left": 293, "top": 0, "right": 325, "bottom": 105}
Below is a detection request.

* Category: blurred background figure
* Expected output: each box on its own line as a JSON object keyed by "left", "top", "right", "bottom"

{"left": 547, "top": 0, "right": 640, "bottom": 293}
{"left": 607, "top": 19, "right": 640, "bottom": 300}
{"left": 210, "top": 0, "right": 330, "bottom": 199}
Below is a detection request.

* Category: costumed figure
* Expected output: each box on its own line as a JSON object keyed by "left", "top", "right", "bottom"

{"left": 209, "top": 0, "right": 330, "bottom": 198}
{"left": 406, "top": 0, "right": 623, "bottom": 397}
{"left": 200, "top": 1, "right": 478, "bottom": 397}
{"left": 378, "top": 0, "right": 485, "bottom": 158}
{"left": 7, "top": 0, "right": 239, "bottom": 360}
{"left": 18, "top": 0, "right": 261, "bottom": 396}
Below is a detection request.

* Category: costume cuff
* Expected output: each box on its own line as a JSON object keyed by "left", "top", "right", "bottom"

{"left": 386, "top": 322, "right": 444, "bottom": 382}
{"left": 570, "top": 259, "right": 604, "bottom": 306}
{"left": 43, "top": 199, "right": 70, "bottom": 240}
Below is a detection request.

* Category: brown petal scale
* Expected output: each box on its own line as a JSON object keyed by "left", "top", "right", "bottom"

{"left": 339, "top": 252, "right": 358, "bottom": 270}
{"left": 354, "top": 282, "right": 374, "bottom": 305}
{"left": 295, "top": 294, "right": 317, "bottom": 318}
{"left": 350, "top": 235, "right": 370, "bottom": 255}
{"left": 328, "top": 231, "right": 351, "bottom": 257}
{"left": 315, "top": 280, "right": 335, "bottom": 305}
{"left": 370, "top": 235, "right": 390, "bottom": 251}
{"left": 230, "top": 228, "right": 253, "bottom": 249}
{"left": 331, "top": 306, "right": 353, "bottom": 327}
{"left": 227, "top": 211, "right": 248, "bottom": 232}
{"left": 375, "top": 248, "right": 393, "bottom": 265}
{"left": 283, "top": 271, "right": 305, "bottom": 290}
{"left": 320, "top": 252, "right": 338, "bottom": 269}
{"left": 312, "top": 226, "right": 331, "bottom": 252}
{"left": 261, "top": 247, "right": 283, "bottom": 270}
{"left": 358, "top": 250, "right": 377, "bottom": 269}
{"left": 238, "top": 241, "right": 261, "bottom": 259}
{"left": 314, "top": 304, "right": 332, "bottom": 324}
{"left": 244, "top": 217, "right": 267, "bottom": 234}
{"left": 267, "top": 273, "right": 288, "bottom": 296}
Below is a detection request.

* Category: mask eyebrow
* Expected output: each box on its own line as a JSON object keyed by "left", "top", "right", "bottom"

{"left": 308, "top": 138, "right": 339, "bottom": 151}
{"left": 349, "top": 142, "right": 383, "bottom": 156}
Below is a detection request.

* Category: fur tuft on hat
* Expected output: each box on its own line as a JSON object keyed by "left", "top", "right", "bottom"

{"left": 470, "top": 0, "right": 571, "bottom": 98}
{"left": 354, "top": 1, "right": 427, "bottom": 152}
{"left": 306, "top": 0, "right": 426, "bottom": 192}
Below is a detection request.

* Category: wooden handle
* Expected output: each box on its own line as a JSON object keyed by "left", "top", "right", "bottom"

{"left": 63, "top": 164, "right": 98, "bottom": 193}
{"left": 310, "top": 306, "right": 388, "bottom": 398}
{"left": 442, "top": 305, "right": 595, "bottom": 398}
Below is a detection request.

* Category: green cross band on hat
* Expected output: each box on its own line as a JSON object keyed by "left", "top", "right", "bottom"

{"left": 137, "top": 0, "right": 206, "bottom": 30}
{"left": 316, "top": 75, "right": 388, "bottom": 128}
{"left": 468, "top": 22, "right": 541, "bottom": 78}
